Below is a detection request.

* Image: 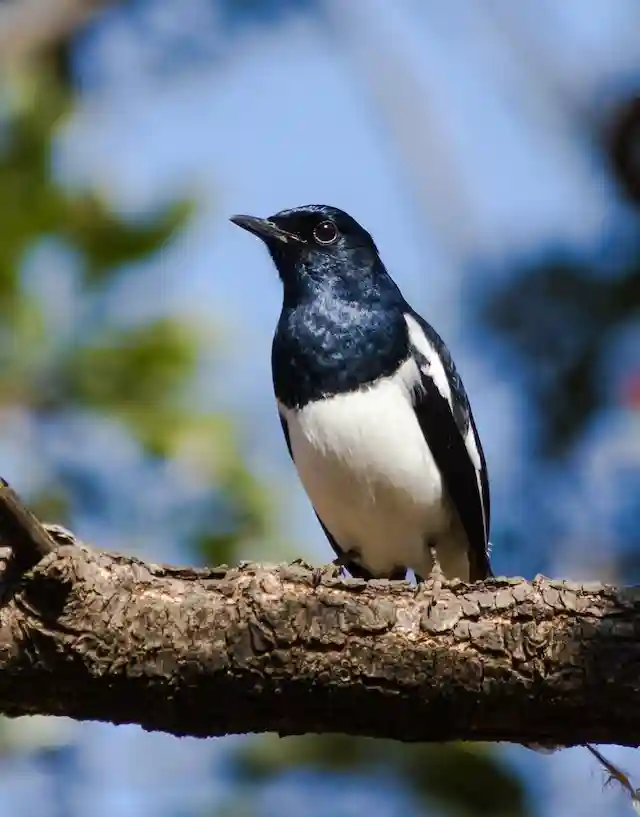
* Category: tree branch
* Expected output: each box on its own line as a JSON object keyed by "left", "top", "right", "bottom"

{"left": 0, "top": 479, "right": 55, "bottom": 571}
{"left": 0, "top": 506, "right": 637, "bottom": 747}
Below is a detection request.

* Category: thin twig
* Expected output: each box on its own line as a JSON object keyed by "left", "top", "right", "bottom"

{"left": 586, "top": 744, "right": 640, "bottom": 811}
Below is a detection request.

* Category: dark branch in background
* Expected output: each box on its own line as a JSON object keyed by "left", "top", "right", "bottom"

{"left": 0, "top": 0, "right": 110, "bottom": 68}
{"left": 0, "top": 482, "right": 637, "bottom": 809}
{"left": 0, "top": 480, "right": 55, "bottom": 571}
{"left": 605, "top": 95, "right": 640, "bottom": 205}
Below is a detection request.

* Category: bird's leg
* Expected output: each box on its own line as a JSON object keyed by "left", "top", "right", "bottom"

{"left": 331, "top": 549, "right": 361, "bottom": 574}
{"left": 417, "top": 543, "right": 444, "bottom": 607}
{"left": 311, "top": 550, "right": 359, "bottom": 587}
{"left": 331, "top": 555, "right": 347, "bottom": 573}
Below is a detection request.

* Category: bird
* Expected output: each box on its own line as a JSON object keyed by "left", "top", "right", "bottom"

{"left": 230, "top": 213, "right": 632, "bottom": 767}
{"left": 230, "top": 204, "right": 492, "bottom": 589}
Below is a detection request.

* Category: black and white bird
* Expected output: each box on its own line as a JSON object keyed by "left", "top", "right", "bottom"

{"left": 231, "top": 204, "right": 492, "bottom": 586}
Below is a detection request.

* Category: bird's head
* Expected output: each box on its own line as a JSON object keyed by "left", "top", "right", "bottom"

{"left": 230, "top": 204, "right": 390, "bottom": 303}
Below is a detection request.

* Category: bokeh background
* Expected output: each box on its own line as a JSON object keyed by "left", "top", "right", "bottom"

{"left": 0, "top": 1, "right": 639, "bottom": 816}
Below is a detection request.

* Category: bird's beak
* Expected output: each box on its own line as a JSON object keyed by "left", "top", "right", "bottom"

{"left": 230, "top": 214, "right": 303, "bottom": 244}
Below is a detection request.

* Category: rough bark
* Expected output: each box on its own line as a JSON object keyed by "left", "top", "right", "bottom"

{"left": 0, "top": 482, "right": 637, "bottom": 748}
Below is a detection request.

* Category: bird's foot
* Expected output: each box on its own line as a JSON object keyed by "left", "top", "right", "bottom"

{"left": 312, "top": 550, "right": 366, "bottom": 587}
{"left": 311, "top": 560, "right": 345, "bottom": 588}
{"left": 417, "top": 545, "right": 445, "bottom": 610}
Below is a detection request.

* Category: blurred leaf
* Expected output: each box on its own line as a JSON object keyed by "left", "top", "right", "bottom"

{"left": 485, "top": 255, "right": 640, "bottom": 457}
{"left": 64, "top": 317, "right": 197, "bottom": 417}
{"left": 229, "top": 734, "right": 530, "bottom": 817}
{"left": 230, "top": 735, "right": 377, "bottom": 783}
{"left": 66, "top": 197, "right": 195, "bottom": 284}
{"left": 401, "top": 743, "right": 528, "bottom": 817}
{"left": 28, "top": 489, "right": 72, "bottom": 528}
{"left": 0, "top": 56, "right": 273, "bottom": 570}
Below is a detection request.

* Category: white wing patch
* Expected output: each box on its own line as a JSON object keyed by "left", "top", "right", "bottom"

{"left": 403, "top": 313, "right": 452, "bottom": 408}
{"left": 466, "top": 425, "right": 488, "bottom": 544}
{"left": 464, "top": 424, "right": 482, "bottom": 472}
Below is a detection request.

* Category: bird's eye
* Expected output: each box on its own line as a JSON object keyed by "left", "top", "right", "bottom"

{"left": 312, "top": 220, "right": 339, "bottom": 245}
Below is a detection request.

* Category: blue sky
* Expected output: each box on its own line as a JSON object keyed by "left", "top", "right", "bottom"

{"left": 1, "top": 2, "right": 639, "bottom": 816}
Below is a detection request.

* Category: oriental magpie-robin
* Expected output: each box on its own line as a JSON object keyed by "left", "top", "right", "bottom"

{"left": 231, "top": 204, "right": 492, "bottom": 587}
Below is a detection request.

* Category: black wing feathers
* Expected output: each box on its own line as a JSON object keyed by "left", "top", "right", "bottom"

{"left": 407, "top": 311, "right": 492, "bottom": 581}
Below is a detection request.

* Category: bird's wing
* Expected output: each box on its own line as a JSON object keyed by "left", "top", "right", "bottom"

{"left": 404, "top": 311, "right": 492, "bottom": 581}
{"left": 277, "top": 411, "right": 377, "bottom": 580}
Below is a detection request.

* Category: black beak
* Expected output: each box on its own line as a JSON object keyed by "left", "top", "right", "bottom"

{"left": 230, "top": 214, "right": 303, "bottom": 244}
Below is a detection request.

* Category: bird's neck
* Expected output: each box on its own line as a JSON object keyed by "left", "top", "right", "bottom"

{"left": 279, "top": 252, "right": 397, "bottom": 307}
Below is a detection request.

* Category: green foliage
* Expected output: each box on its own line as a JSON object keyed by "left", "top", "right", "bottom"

{"left": 229, "top": 734, "right": 531, "bottom": 817}
{"left": 63, "top": 318, "right": 199, "bottom": 451}
{"left": 66, "top": 199, "right": 194, "bottom": 284}
{"left": 0, "top": 58, "right": 272, "bottom": 554}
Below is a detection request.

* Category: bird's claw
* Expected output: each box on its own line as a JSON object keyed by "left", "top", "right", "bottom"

{"left": 312, "top": 561, "right": 345, "bottom": 587}
{"left": 418, "top": 545, "right": 445, "bottom": 610}
{"left": 418, "top": 574, "right": 443, "bottom": 609}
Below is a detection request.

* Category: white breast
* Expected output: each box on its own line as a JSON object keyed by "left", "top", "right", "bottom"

{"left": 279, "top": 359, "right": 471, "bottom": 580}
